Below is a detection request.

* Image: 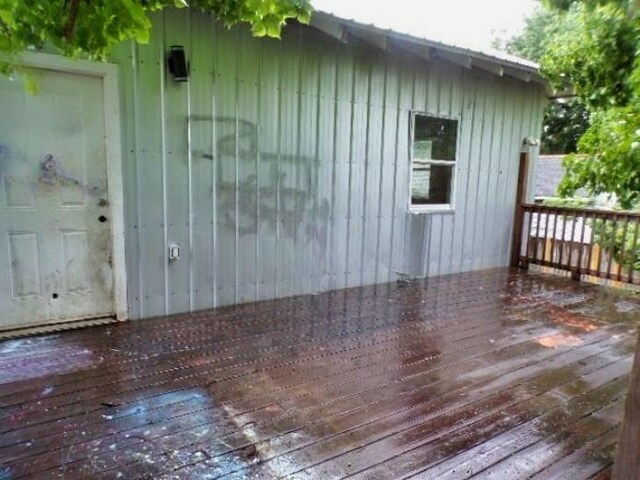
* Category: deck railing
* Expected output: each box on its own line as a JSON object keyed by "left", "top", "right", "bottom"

{"left": 515, "top": 204, "right": 640, "bottom": 285}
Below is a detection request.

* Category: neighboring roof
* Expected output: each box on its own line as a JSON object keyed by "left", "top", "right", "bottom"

{"left": 535, "top": 154, "right": 593, "bottom": 199}
{"left": 536, "top": 155, "right": 566, "bottom": 198}
{"left": 310, "top": 11, "right": 548, "bottom": 88}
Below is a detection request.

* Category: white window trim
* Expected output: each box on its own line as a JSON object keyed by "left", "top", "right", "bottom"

{"left": 4, "top": 52, "right": 128, "bottom": 321}
{"left": 408, "top": 111, "right": 459, "bottom": 214}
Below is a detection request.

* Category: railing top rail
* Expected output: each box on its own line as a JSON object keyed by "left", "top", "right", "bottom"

{"left": 521, "top": 203, "right": 640, "bottom": 220}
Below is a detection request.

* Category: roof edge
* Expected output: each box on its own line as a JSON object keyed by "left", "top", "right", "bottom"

{"left": 310, "top": 11, "right": 549, "bottom": 89}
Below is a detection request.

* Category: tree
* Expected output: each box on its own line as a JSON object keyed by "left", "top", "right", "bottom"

{"left": 0, "top": 0, "right": 312, "bottom": 75}
{"left": 540, "top": 0, "right": 640, "bottom": 209}
{"left": 541, "top": 99, "right": 590, "bottom": 154}
{"left": 495, "top": 6, "right": 590, "bottom": 155}
{"left": 500, "top": 6, "right": 566, "bottom": 63}
{"left": 539, "top": 0, "right": 640, "bottom": 271}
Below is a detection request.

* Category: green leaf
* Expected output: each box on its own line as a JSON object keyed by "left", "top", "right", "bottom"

{"left": 297, "top": 9, "right": 311, "bottom": 24}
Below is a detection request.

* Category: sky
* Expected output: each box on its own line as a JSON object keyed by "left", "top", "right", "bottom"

{"left": 311, "top": 0, "right": 539, "bottom": 52}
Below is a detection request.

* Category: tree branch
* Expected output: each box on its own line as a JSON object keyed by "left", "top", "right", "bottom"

{"left": 63, "top": 0, "right": 80, "bottom": 41}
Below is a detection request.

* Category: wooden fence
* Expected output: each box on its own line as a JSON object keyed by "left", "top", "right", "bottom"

{"left": 514, "top": 204, "right": 640, "bottom": 286}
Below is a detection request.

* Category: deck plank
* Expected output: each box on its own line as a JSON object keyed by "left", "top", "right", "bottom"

{"left": 0, "top": 268, "right": 638, "bottom": 480}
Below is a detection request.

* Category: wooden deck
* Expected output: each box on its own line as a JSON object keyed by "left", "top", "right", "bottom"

{"left": 1, "top": 268, "right": 639, "bottom": 479}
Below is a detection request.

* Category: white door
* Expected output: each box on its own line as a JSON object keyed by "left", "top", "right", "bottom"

{"left": 0, "top": 68, "right": 114, "bottom": 330}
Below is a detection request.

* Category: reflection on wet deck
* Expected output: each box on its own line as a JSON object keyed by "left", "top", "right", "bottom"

{"left": 0, "top": 268, "right": 638, "bottom": 479}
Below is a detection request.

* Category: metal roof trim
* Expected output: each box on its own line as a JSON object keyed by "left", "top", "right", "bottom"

{"left": 310, "top": 11, "right": 547, "bottom": 86}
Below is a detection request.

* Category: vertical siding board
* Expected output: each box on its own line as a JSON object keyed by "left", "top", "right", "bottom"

{"left": 379, "top": 64, "right": 400, "bottom": 284}
{"left": 310, "top": 42, "right": 324, "bottom": 294}
{"left": 189, "top": 11, "right": 215, "bottom": 310}
{"left": 392, "top": 65, "right": 413, "bottom": 277}
{"left": 296, "top": 30, "right": 320, "bottom": 295}
{"left": 413, "top": 66, "right": 428, "bottom": 112}
{"left": 346, "top": 52, "right": 368, "bottom": 287}
{"left": 469, "top": 76, "right": 494, "bottom": 270}
{"left": 464, "top": 76, "right": 491, "bottom": 271}
{"left": 470, "top": 75, "right": 497, "bottom": 270}
{"left": 424, "top": 214, "right": 441, "bottom": 277}
{"left": 236, "top": 26, "right": 261, "bottom": 303}
{"left": 361, "top": 59, "right": 384, "bottom": 286}
{"left": 494, "top": 83, "right": 518, "bottom": 264}
{"left": 213, "top": 26, "right": 239, "bottom": 306}
{"left": 110, "top": 43, "right": 141, "bottom": 318}
{"left": 162, "top": 10, "right": 191, "bottom": 313}
{"left": 454, "top": 71, "right": 480, "bottom": 273}
{"left": 133, "top": 13, "right": 166, "bottom": 316}
{"left": 481, "top": 81, "right": 507, "bottom": 269}
{"left": 273, "top": 40, "right": 284, "bottom": 298}
{"left": 256, "top": 38, "right": 281, "bottom": 300}
{"left": 372, "top": 62, "right": 388, "bottom": 285}
{"left": 316, "top": 40, "right": 337, "bottom": 291}
{"left": 275, "top": 29, "right": 300, "bottom": 297}
{"left": 330, "top": 49, "right": 352, "bottom": 290}
{"left": 504, "top": 91, "right": 531, "bottom": 260}
{"left": 210, "top": 17, "right": 219, "bottom": 307}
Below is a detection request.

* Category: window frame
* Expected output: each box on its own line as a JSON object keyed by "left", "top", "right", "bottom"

{"left": 408, "top": 111, "right": 460, "bottom": 214}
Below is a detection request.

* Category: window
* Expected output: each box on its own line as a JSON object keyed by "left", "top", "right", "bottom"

{"left": 410, "top": 113, "right": 458, "bottom": 209}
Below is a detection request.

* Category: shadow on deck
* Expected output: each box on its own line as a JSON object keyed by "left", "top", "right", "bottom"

{"left": 1, "top": 268, "right": 639, "bottom": 479}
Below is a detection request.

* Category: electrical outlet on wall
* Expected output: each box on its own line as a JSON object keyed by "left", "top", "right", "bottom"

{"left": 168, "top": 244, "right": 181, "bottom": 261}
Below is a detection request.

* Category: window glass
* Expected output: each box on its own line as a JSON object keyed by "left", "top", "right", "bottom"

{"left": 411, "top": 114, "right": 457, "bottom": 206}
{"left": 414, "top": 116, "right": 457, "bottom": 161}
{"left": 411, "top": 163, "right": 454, "bottom": 205}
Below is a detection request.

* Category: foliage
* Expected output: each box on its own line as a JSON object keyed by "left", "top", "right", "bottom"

{"left": 501, "top": 6, "right": 568, "bottom": 63}
{"left": 540, "top": 0, "right": 640, "bottom": 210}
{"left": 542, "top": 197, "right": 593, "bottom": 208}
{"left": 541, "top": 98, "right": 590, "bottom": 154}
{"left": 0, "top": 0, "right": 312, "bottom": 74}
{"left": 558, "top": 104, "right": 640, "bottom": 208}
{"left": 541, "top": 2, "right": 639, "bottom": 109}
{"left": 495, "top": 6, "right": 590, "bottom": 154}
{"left": 511, "top": 0, "right": 640, "bottom": 272}
{"left": 592, "top": 218, "right": 640, "bottom": 272}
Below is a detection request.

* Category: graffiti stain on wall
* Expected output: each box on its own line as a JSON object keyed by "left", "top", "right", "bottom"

{"left": 191, "top": 115, "right": 330, "bottom": 256}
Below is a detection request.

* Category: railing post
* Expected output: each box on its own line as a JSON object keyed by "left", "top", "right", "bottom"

{"left": 510, "top": 152, "right": 530, "bottom": 268}
{"left": 612, "top": 332, "right": 640, "bottom": 479}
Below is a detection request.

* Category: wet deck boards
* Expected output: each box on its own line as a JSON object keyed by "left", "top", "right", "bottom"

{"left": 612, "top": 324, "right": 640, "bottom": 479}
{"left": 0, "top": 268, "right": 639, "bottom": 479}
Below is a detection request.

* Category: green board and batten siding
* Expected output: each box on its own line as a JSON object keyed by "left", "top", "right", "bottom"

{"left": 111, "top": 8, "right": 546, "bottom": 319}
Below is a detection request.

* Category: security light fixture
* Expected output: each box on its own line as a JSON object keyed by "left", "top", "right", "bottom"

{"left": 167, "top": 45, "right": 189, "bottom": 82}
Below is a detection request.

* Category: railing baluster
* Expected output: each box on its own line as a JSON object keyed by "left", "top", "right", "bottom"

{"left": 617, "top": 215, "right": 630, "bottom": 282}
{"left": 532, "top": 206, "right": 540, "bottom": 264}
{"left": 576, "top": 210, "right": 587, "bottom": 278}
{"left": 551, "top": 207, "right": 559, "bottom": 267}
{"left": 595, "top": 215, "right": 605, "bottom": 279}
{"left": 578, "top": 215, "right": 587, "bottom": 274}
{"left": 629, "top": 218, "right": 640, "bottom": 285}
{"left": 586, "top": 212, "right": 596, "bottom": 276}
{"left": 541, "top": 207, "right": 550, "bottom": 264}
{"left": 525, "top": 207, "right": 534, "bottom": 265}
{"left": 606, "top": 215, "right": 618, "bottom": 279}
{"left": 568, "top": 208, "right": 578, "bottom": 272}
{"left": 559, "top": 209, "right": 569, "bottom": 269}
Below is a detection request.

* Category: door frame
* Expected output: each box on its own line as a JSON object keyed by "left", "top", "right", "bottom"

{"left": 7, "top": 52, "right": 128, "bottom": 322}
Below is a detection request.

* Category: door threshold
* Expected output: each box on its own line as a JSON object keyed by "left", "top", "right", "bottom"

{"left": 0, "top": 316, "right": 122, "bottom": 340}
